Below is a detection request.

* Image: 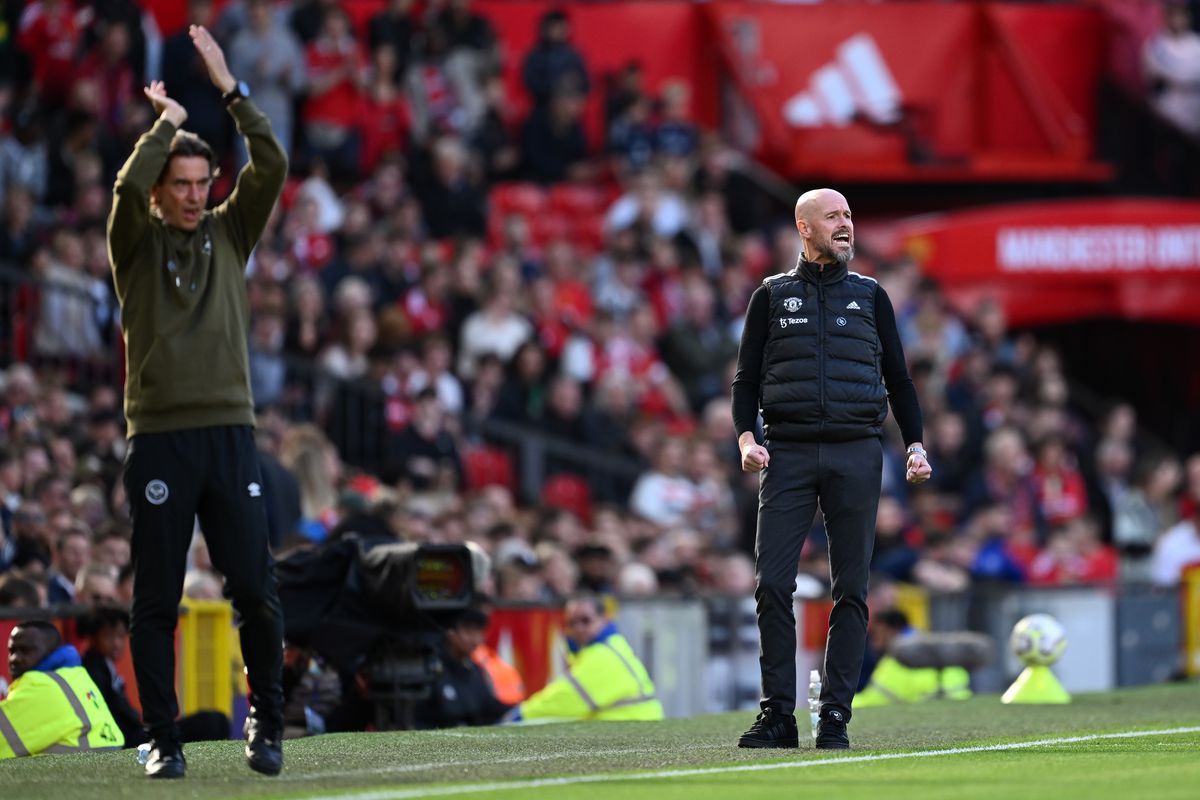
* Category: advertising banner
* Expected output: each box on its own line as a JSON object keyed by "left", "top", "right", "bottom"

{"left": 704, "top": 2, "right": 1106, "bottom": 181}
{"left": 893, "top": 199, "right": 1200, "bottom": 325}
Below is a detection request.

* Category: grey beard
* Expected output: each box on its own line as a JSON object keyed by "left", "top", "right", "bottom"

{"left": 813, "top": 243, "right": 854, "bottom": 265}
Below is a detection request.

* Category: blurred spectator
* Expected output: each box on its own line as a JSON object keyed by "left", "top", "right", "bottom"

{"left": 432, "top": 0, "right": 498, "bottom": 61}
{"left": 368, "top": 0, "right": 416, "bottom": 80}
{"left": 521, "top": 86, "right": 589, "bottom": 184}
{"left": 608, "top": 95, "right": 655, "bottom": 177}
{"left": 472, "top": 71, "right": 521, "bottom": 183}
{"left": 227, "top": 0, "right": 307, "bottom": 160}
{"left": 521, "top": 9, "right": 589, "bottom": 109}
{"left": 290, "top": 0, "right": 338, "bottom": 45}
{"left": 280, "top": 424, "right": 340, "bottom": 542}
{"left": 74, "top": 561, "right": 119, "bottom": 606}
{"left": 414, "top": 136, "right": 486, "bottom": 238}
{"left": 1028, "top": 516, "right": 1118, "bottom": 586}
{"left": 404, "top": 24, "right": 482, "bottom": 142}
{"left": 1143, "top": 2, "right": 1200, "bottom": 136}
{"left": 249, "top": 310, "right": 288, "bottom": 407}
{"left": 77, "top": 20, "right": 137, "bottom": 139}
{"left": 0, "top": 574, "right": 43, "bottom": 608}
{"left": 655, "top": 80, "right": 698, "bottom": 159}
{"left": 385, "top": 387, "right": 462, "bottom": 491}
{"left": 1030, "top": 434, "right": 1088, "bottom": 529}
{"left": 16, "top": 0, "right": 87, "bottom": 105}
{"left": 1115, "top": 452, "right": 1182, "bottom": 580}
{"left": 962, "top": 426, "right": 1041, "bottom": 538}
{"left": 0, "top": 107, "right": 50, "bottom": 206}
{"left": 604, "top": 167, "right": 689, "bottom": 239}
{"left": 360, "top": 47, "right": 412, "bottom": 174}
{"left": 46, "top": 524, "right": 89, "bottom": 604}
{"left": 1152, "top": 499, "right": 1200, "bottom": 586}
{"left": 162, "top": 0, "right": 229, "bottom": 154}
{"left": 32, "top": 231, "right": 104, "bottom": 358}
{"left": 659, "top": 276, "right": 739, "bottom": 412}
{"left": 456, "top": 281, "right": 533, "bottom": 379}
{"left": 319, "top": 308, "right": 376, "bottom": 381}
{"left": 302, "top": 7, "right": 368, "bottom": 183}
{"left": 629, "top": 437, "right": 696, "bottom": 527}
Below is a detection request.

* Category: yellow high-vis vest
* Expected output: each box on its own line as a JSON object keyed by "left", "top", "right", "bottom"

{"left": 853, "top": 655, "right": 972, "bottom": 708}
{"left": 519, "top": 632, "right": 664, "bottom": 722}
{"left": 0, "top": 666, "right": 125, "bottom": 759}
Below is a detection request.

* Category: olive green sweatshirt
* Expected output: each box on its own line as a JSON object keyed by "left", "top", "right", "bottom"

{"left": 107, "top": 100, "right": 287, "bottom": 436}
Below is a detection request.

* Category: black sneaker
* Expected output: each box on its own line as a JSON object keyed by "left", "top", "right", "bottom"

{"left": 737, "top": 708, "right": 799, "bottom": 748}
{"left": 144, "top": 739, "right": 186, "bottom": 779}
{"left": 815, "top": 708, "right": 850, "bottom": 750}
{"left": 244, "top": 708, "right": 284, "bottom": 776}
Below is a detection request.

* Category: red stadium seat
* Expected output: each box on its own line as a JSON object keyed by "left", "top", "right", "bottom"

{"left": 540, "top": 473, "right": 592, "bottom": 524}
{"left": 490, "top": 182, "right": 547, "bottom": 217}
{"left": 462, "top": 446, "right": 518, "bottom": 493}
{"left": 548, "top": 184, "right": 606, "bottom": 217}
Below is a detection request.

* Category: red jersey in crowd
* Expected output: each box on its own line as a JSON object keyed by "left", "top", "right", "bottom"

{"left": 304, "top": 37, "right": 367, "bottom": 129}
{"left": 18, "top": 1, "right": 88, "bottom": 103}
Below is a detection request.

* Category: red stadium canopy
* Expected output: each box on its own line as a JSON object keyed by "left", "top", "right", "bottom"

{"left": 889, "top": 199, "right": 1200, "bottom": 326}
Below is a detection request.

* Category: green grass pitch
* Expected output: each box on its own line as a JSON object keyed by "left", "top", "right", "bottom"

{"left": 2, "top": 683, "right": 1197, "bottom": 800}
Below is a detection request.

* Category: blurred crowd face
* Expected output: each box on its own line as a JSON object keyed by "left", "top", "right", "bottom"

{"left": 563, "top": 598, "right": 606, "bottom": 645}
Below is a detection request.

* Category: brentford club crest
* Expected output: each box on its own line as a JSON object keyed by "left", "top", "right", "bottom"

{"left": 784, "top": 297, "right": 802, "bottom": 312}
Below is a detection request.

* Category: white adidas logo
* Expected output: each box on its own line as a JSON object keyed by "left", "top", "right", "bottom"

{"left": 846, "top": 301, "right": 861, "bottom": 310}
{"left": 783, "top": 33, "right": 902, "bottom": 128}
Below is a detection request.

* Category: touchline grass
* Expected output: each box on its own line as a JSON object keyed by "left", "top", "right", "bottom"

{"left": 0, "top": 683, "right": 1196, "bottom": 800}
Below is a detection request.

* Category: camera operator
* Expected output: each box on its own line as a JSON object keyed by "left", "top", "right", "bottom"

{"left": 413, "top": 605, "right": 511, "bottom": 729}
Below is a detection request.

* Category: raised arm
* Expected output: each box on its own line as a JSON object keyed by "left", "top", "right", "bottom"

{"left": 107, "top": 82, "right": 186, "bottom": 270}
{"left": 191, "top": 24, "right": 287, "bottom": 258}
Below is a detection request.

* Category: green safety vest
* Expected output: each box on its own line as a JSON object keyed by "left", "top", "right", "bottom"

{"left": 0, "top": 666, "right": 125, "bottom": 758}
{"left": 853, "top": 655, "right": 972, "bottom": 708}
{"left": 519, "top": 633, "right": 665, "bottom": 722}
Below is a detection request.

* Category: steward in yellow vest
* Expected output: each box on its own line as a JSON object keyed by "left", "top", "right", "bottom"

{"left": 2, "top": 620, "right": 124, "bottom": 758}
{"left": 514, "top": 594, "right": 664, "bottom": 722}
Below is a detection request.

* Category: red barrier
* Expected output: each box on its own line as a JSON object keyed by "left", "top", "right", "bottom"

{"left": 476, "top": 0, "right": 719, "bottom": 146}
{"left": 891, "top": 198, "right": 1200, "bottom": 325}
{"left": 484, "top": 606, "right": 566, "bottom": 694}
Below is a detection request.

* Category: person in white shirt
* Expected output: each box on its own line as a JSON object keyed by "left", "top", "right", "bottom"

{"left": 1151, "top": 510, "right": 1200, "bottom": 586}
{"left": 1144, "top": 2, "right": 1200, "bottom": 136}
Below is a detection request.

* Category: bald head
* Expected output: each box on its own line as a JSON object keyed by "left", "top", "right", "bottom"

{"left": 794, "top": 188, "right": 854, "bottom": 266}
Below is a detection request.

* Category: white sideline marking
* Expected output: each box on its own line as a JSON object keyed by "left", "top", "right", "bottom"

{"left": 280, "top": 743, "right": 731, "bottom": 781}
{"left": 298, "top": 726, "right": 1200, "bottom": 800}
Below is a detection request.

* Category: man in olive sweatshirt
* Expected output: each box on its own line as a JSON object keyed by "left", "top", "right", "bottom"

{"left": 106, "top": 25, "right": 287, "bottom": 780}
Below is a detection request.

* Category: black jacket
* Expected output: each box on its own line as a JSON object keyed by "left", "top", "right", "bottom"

{"left": 732, "top": 259, "right": 922, "bottom": 445}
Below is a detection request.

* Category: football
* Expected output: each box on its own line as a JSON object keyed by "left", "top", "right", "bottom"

{"left": 1009, "top": 613, "right": 1068, "bottom": 667}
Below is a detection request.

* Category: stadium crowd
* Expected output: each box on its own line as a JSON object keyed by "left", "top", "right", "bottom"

{"left": 2, "top": 0, "right": 1200, "bottom": 635}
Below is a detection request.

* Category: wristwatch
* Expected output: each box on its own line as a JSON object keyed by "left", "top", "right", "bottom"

{"left": 222, "top": 80, "right": 250, "bottom": 107}
{"left": 906, "top": 446, "right": 928, "bottom": 460}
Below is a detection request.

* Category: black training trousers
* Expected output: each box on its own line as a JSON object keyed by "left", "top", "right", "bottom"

{"left": 754, "top": 437, "right": 882, "bottom": 721}
{"left": 124, "top": 425, "right": 284, "bottom": 741}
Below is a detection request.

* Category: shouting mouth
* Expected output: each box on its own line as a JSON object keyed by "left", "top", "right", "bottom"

{"left": 832, "top": 231, "right": 852, "bottom": 247}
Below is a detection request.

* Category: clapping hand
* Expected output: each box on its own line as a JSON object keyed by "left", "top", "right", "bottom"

{"left": 143, "top": 80, "right": 187, "bottom": 127}
{"left": 189, "top": 25, "right": 237, "bottom": 95}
